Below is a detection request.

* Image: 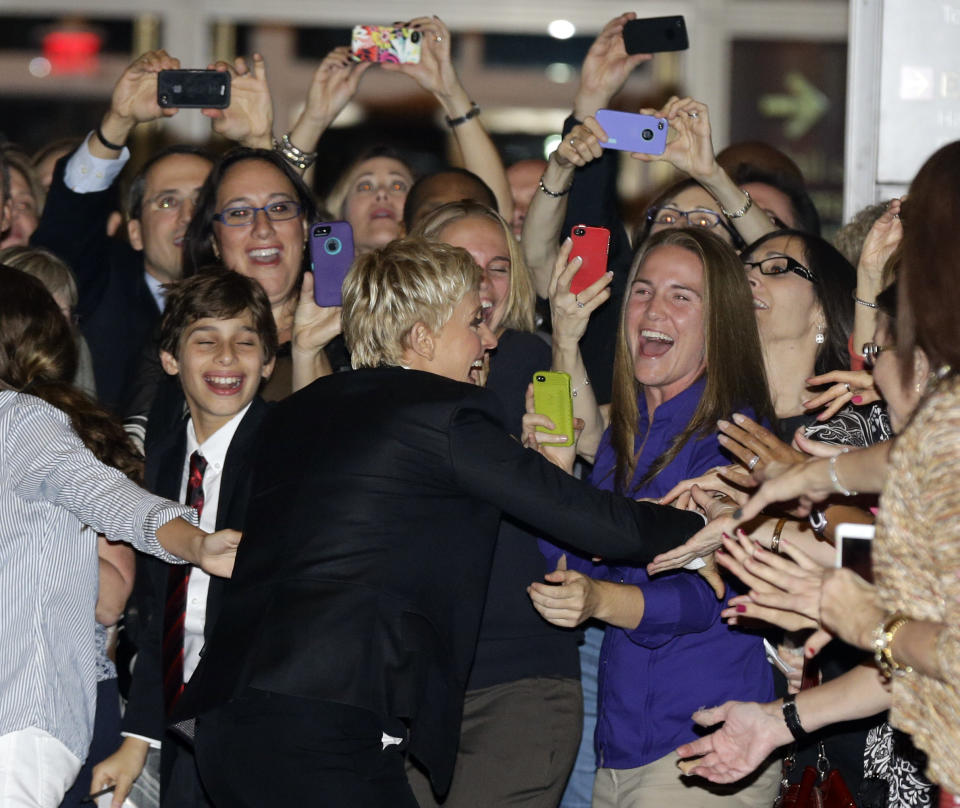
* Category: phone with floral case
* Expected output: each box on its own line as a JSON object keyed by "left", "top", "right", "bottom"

{"left": 351, "top": 25, "right": 422, "bottom": 64}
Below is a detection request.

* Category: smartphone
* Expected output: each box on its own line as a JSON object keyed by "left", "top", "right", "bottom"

{"left": 351, "top": 25, "right": 423, "bottom": 64}
{"left": 595, "top": 110, "right": 668, "bottom": 155}
{"left": 532, "top": 371, "right": 574, "bottom": 448}
{"left": 569, "top": 225, "right": 610, "bottom": 295}
{"left": 834, "top": 522, "right": 875, "bottom": 583}
{"left": 309, "top": 221, "right": 354, "bottom": 307}
{"left": 623, "top": 16, "right": 689, "bottom": 54}
{"left": 157, "top": 69, "right": 230, "bottom": 109}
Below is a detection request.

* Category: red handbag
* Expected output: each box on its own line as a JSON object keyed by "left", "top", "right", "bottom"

{"left": 775, "top": 656, "right": 858, "bottom": 808}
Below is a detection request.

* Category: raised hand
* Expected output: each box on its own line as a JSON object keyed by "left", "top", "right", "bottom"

{"left": 382, "top": 16, "right": 460, "bottom": 101}
{"left": 631, "top": 96, "right": 717, "bottom": 180}
{"left": 302, "top": 46, "right": 373, "bottom": 133}
{"left": 204, "top": 53, "right": 274, "bottom": 148}
{"left": 554, "top": 117, "right": 608, "bottom": 169}
{"left": 573, "top": 12, "right": 653, "bottom": 120}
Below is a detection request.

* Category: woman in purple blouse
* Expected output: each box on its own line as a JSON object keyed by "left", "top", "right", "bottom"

{"left": 529, "top": 228, "right": 780, "bottom": 806}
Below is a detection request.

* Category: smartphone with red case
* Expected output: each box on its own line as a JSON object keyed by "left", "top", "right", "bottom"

{"left": 569, "top": 224, "right": 610, "bottom": 295}
{"left": 533, "top": 371, "right": 574, "bottom": 447}
{"left": 309, "top": 221, "right": 354, "bottom": 307}
{"left": 595, "top": 109, "right": 668, "bottom": 155}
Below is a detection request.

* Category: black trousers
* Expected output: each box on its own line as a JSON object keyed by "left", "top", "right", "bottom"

{"left": 194, "top": 689, "right": 419, "bottom": 807}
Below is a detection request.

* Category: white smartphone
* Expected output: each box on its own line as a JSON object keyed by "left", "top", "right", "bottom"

{"left": 834, "top": 522, "right": 875, "bottom": 582}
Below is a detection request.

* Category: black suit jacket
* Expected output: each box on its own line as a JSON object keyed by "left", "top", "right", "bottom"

{"left": 122, "top": 397, "right": 270, "bottom": 744}
{"left": 31, "top": 153, "right": 159, "bottom": 412}
{"left": 194, "top": 368, "right": 704, "bottom": 795}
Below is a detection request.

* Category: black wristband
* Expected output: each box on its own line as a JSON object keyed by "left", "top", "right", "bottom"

{"left": 445, "top": 102, "right": 480, "bottom": 128}
{"left": 782, "top": 693, "right": 809, "bottom": 742}
{"left": 95, "top": 124, "right": 125, "bottom": 152}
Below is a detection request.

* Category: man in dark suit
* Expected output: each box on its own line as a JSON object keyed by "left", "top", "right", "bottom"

{"left": 31, "top": 50, "right": 213, "bottom": 412}
{"left": 91, "top": 271, "right": 277, "bottom": 806}
{"left": 190, "top": 239, "right": 724, "bottom": 807}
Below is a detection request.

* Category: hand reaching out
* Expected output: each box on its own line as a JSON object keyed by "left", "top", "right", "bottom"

{"left": 204, "top": 53, "right": 274, "bottom": 148}
{"left": 717, "top": 413, "right": 807, "bottom": 475}
{"left": 803, "top": 369, "right": 879, "bottom": 421}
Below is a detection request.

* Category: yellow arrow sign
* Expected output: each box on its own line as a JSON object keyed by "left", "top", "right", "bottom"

{"left": 758, "top": 72, "right": 829, "bottom": 139}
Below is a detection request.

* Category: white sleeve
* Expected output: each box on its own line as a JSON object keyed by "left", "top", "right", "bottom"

{"left": 63, "top": 133, "right": 131, "bottom": 194}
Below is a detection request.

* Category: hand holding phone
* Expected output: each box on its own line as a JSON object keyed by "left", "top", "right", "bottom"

{"left": 157, "top": 69, "right": 230, "bottom": 108}
{"left": 834, "top": 522, "right": 875, "bottom": 583}
{"left": 569, "top": 225, "right": 610, "bottom": 295}
{"left": 532, "top": 372, "right": 575, "bottom": 447}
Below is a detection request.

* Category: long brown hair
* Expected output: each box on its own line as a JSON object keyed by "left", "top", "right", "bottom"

{"left": 0, "top": 265, "right": 142, "bottom": 482}
{"left": 609, "top": 229, "right": 772, "bottom": 493}
{"left": 897, "top": 141, "right": 960, "bottom": 383}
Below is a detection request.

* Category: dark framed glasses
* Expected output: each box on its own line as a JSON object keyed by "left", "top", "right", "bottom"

{"left": 742, "top": 255, "right": 817, "bottom": 283}
{"left": 646, "top": 205, "right": 741, "bottom": 245}
{"left": 214, "top": 201, "right": 302, "bottom": 227}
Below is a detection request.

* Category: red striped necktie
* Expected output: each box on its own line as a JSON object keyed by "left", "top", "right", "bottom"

{"left": 162, "top": 450, "right": 206, "bottom": 715}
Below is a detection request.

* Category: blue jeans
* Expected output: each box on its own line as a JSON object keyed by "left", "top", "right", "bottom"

{"left": 559, "top": 625, "right": 603, "bottom": 808}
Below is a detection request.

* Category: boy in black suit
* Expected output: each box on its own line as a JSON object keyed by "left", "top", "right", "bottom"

{"left": 91, "top": 270, "right": 277, "bottom": 807}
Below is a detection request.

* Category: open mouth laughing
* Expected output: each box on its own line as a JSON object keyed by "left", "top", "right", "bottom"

{"left": 637, "top": 328, "right": 675, "bottom": 358}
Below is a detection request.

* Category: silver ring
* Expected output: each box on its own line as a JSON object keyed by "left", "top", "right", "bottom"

{"left": 844, "top": 383, "right": 851, "bottom": 393}
{"left": 576, "top": 301, "right": 585, "bottom": 309}
{"left": 569, "top": 137, "right": 577, "bottom": 146}
{"left": 747, "top": 454, "right": 760, "bottom": 471}
{"left": 435, "top": 35, "right": 443, "bottom": 42}
{"left": 688, "top": 111, "right": 699, "bottom": 119}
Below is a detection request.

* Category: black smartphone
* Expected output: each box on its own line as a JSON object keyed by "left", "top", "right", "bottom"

{"left": 623, "top": 16, "right": 689, "bottom": 54}
{"left": 157, "top": 69, "right": 231, "bottom": 109}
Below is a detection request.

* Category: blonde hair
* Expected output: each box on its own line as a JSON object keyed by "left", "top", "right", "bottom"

{"left": 0, "top": 246, "right": 78, "bottom": 309}
{"left": 343, "top": 237, "right": 481, "bottom": 368}
{"left": 412, "top": 201, "right": 536, "bottom": 333}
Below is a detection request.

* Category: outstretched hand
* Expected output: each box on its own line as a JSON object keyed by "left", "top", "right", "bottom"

{"left": 676, "top": 700, "right": 790, "bottom": 783}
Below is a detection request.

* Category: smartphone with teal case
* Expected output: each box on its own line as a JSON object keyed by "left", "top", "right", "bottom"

{"left": 533, "top": 371, "right": 574, "bottom": 447}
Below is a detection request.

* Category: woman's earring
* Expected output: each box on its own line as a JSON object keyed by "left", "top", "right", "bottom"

{"left": 815, "top": 322, "right": 825, "bottom": 344}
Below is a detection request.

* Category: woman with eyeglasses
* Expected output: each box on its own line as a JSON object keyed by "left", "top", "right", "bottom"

{"left": 183, "top": 148, "right": 342, "bottom": 400}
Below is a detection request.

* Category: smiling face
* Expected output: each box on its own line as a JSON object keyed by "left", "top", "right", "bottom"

{"left": 437, "top": 216, "right": 511, "bottom": 334}
{"left": 625, "top": 244, "right": 707, "bottom": 405}
{"left": 159, "top": 313, "right": 275, "bottom": 443}
{"left": 129, "top": 153, "right": 212, "bottom": 284}
{"left": 0, "top": 167, "right": 40, "bottom": 248}
{"left": 212, "top": 159, "right": 307, "bottom": 308}
{"left": 744, "top": 234, "right": 821, "bottom": 348}
{"left": 409, "top": 291, "right": 498, "bottom": 385}
{"left": 343, "top": 157, "right": 413, "bottom": 253}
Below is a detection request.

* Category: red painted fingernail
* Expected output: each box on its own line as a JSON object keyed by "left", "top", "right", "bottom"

{"left": 736, "top": 604, "right": 747, "bottom": 613}
{"left": 722, "top": 532, "right": 731, "bottom": 539}
{"left": 852, "top": 395, "right": 863, "bottom": 404}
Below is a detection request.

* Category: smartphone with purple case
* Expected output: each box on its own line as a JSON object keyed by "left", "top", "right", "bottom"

{"left": 309, "top": 221, "right": 354, "bottom": 307}
{"left": 595, "top": 109, "right": 668, "bottom": 155}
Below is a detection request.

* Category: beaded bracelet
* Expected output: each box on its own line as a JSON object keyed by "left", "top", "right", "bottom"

{"left": 445, "top": 102, "right": 481, "bottom": 128}
{"left": 720, "top": 189, "right": 753, "bottom": 219}
{"left": 274, "top": 133, "right": 317, "bottom": 171}
{"left": 538, "top": 177, "right": 571, "bottom": 198}
{"left": 872, "top": 611, "right": 914, "bottom": 678}
{"left": 828, "top": 449, "right": 858, "bottom": 497}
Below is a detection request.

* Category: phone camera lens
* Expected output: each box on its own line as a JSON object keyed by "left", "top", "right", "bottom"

{"left": 574, "top": 227, "right": 586, "bottom": 236}
{"left": 324, "top": 237, "right": 342, "bottom": 256}
{"left": 411, "top": 30, "right": 421, "bottom": 43}
{"left": 536, "top": 375, "right": 546, "bottom": 383}
{"left": 641, "top": 129, "right": 654, "bottom": 141}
